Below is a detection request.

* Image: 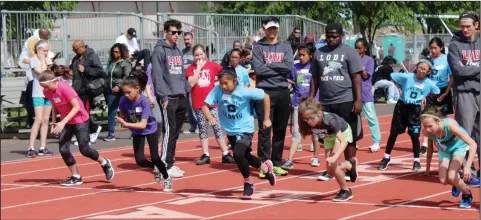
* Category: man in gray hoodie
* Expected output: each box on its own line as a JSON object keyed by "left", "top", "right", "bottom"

{"left": 448, "top": 12, "right": 480, "bottom": 178}
{"left": 252, "top": 16, "right": 294, "bottom": 178}
{"left": 151, "top": 19, "right": 189, "bottom": 178}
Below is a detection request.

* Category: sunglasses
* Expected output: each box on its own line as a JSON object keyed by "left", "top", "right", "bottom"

{"left": 169, "top": 31, "right": 183, "bottom": 35}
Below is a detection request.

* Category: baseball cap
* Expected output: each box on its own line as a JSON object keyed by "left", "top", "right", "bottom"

{"left": 304, "top": 35, "right": 314, "bottom": 43}
{"left": 127, "top": 28, "right": 137, "bottom": 38}
{"left": 325, "top": 22, "right": 343, "bottom": 35}
{"left": 263, "top": 20, "right": 280, "bottom": 29}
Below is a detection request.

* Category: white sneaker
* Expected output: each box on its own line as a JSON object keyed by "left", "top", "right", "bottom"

{"left": 163, "top": 176, "right": 173, "bottom": 192}
{"left": 386, "top": 99, "right": 397, "bottom": 104}
{"left": 167, "top": 167, "right": 184, "bottom": 178}
{"left": 74, "top": 141, "right": 91, "bottom": 146}
{"left": 173, "top": 165, "right": 185, "bottom": 174}
{"left": 89, "top": 126, "right": 102, "bottom": 143}
{"left": 310, "top": 158, "right": 321, "bottom": 167}
{"left": 71, "top": 136, "right": 77, "bottom": 142}
{"left": 369, "top": 143, "right": 381, "bottom": 152}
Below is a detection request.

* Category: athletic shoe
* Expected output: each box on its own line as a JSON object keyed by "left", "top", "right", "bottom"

{"left": 196, "top": 154, "right": 210, "bottom": 165}
{"left": 273, "top": 166, "right": 288, "bottom": 176}
{"left": 102, "top": 159, "right": 115, "bottom": 181}
{"left": 38, "top": 148, "right": 53, "bottom": 156}
{"left": 61, "top": 176, "right": 83, "bottom": 186}
{"left": 452, "top": 186, "right": 461, "bottom": 197}
{"left": 241, "top": 182, "right": 254, "bottom": 199}
{"left": 163, "top": 176, "right": 173, "bottom": 192}
{"left": 459, "top": 192, "right": 473, "bottom": 208}
{"left": 264, "top": 160, "right": 276, "bottom": 186}
{"left": 413, "top": 161, "right": 421, "bottom": 171}
{"left": 369, "top": 143, "right": 380, "bottom": 152}
{"left": 311, "top": 158, "right": 321, "bottom": 167}
{"left": 379, "top": 157, "right": 391, "bottom": 170}
{"left": 258, "top": 170, "right": 266, "bottom": 179}
{"left": 281, "top": 160, "right": 294, "bottom": 170}
{"left": 348, "top": 158, "right": 358, "bottom": 182}
{"left": 173, "top": 166, "right": 185, "bottom": 174}
{"left": 420, "top": 145, "right": 428, "bottom": 154}
{"left": 296, "top": 144, "right": 303, "bottom": 152}
{"left": 153, "top": 166, "right": 162, "bottom": 182}
{"left": 332, "top": 188, "right": 353, "bottom": 202}
{"left": 317, "top": 171, "right": 333, "bottom": 181}
{"left": 466, "top": 176, "right": 480, "bottom": 187}
{"left": 309, "top": 143, "right": 315, "bottom": 152}
{"left": 26, "top": 149, "right": 37, "bottom": 158}
{"left": 222, "top": 154, "right": 236, "bottom": 164}
{"left": 90, "top": 126, "right": 102, "bottom": 143}
{"left": 167, "top": 167, "right": 184, "bottom": 178}
{"left": 103, "top": 133, "right": 116, "bottom": 142}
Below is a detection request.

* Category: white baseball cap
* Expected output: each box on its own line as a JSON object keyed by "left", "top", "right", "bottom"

{"left": 263, "top": 21, "right": 280, "bottom": 29}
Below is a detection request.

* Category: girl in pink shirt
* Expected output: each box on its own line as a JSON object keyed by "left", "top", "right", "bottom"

{"left": 39, "top": 70, "right": 115, "bottom": 186}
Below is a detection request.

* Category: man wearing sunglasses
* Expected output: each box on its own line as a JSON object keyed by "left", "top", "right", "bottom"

{"left": 151, "top": 19, "right": 189, "bottom": 178}
{"left": 309, "top": 22, "right": 364, "bottom": 182}
{"left": 252, "top": 16, "right": 294, "bottom": 178}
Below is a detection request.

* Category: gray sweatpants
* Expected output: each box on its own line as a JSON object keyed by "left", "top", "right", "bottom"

{"left": 454, "top": 91, "right": 480, "bottom": 174}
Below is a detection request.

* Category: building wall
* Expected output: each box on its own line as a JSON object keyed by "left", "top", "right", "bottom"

{"left": 73, "top": 2, "right": 202, "bottom": 15}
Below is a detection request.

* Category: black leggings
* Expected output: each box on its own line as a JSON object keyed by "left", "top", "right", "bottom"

{"left": 59, "top": 122, "right": 100, "bottom": 166}
{"left": 132, "top": 128, "right": 168, "bottom": 179}
{"left": 385, "top": 131, "right": 420, "bottom": 158}
{"left": 227, "top": 133, "right": 262, "bottom": 178}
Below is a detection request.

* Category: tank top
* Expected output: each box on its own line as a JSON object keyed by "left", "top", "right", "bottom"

{"left": 428, "top": 118, "right": 468, "bottom": 152}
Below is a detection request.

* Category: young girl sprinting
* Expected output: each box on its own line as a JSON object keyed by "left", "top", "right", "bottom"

{"left": 202, "top": 66, "right": 276, "bottom": 199}
{"left": 298, "top": 97, "right": 358, "bottom": 202}
{"left": 186, "top": 44, "right": 235, "bottom": 165}
{"left": 281, "top": 43, "right": 321, "bottom": 170}
{"left": 39, "top": 70, "right": 114, "bottom": 186}
{"left": 354, "top": 38, "right": 382, "bottom": 152}
{"left": 116, "top": 70, "right": 171, "bottom": 192}
{"left": 422, "top": 105, "right": 475, "bottom": 208}
{"left": 379, "top": 59, "right": 440, "bottom": 171}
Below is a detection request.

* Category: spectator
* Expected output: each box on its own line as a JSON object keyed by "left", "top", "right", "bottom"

{"left": 252, "top": 16, "right": 293, "bottom": 178}
{"left": 287, "top": 27, "right": 301, "bottom": 54}
{"left": 151, "top": 19, "right": 188, "bottom": 178}
{"left": 315, "top": 34, "right": 327, "bottom": 49}
{"left": 220, "top": 40, "right": 242, "bottom": 67}
{"left": 255, "top": 28, "right": 265, "bottom": 42}
{"left": 116, "top": 28, "right": 150, "bottom": 70}
{"left": 372, "top": 56, "right": 399, "bottom": 104}
{"left": 181, "top": 32, "right": 199, "bottom": 134}
{"left": 70, "top": 40, "right": 106, "bottom": 145}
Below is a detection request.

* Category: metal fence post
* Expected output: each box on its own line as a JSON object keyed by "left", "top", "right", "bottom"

{"left": 2, "top": 10, "right": 8, "bottom": 74}
{"left": 116, "top": 11, "right": 121, "bottom": 36}
{"left": 138, "top": 13, "right": 144, "bottom": 50}
{"left": 62, "top": 11, "right": 69, "bottom": 64}
{"left": 301, "top": 15, "right": 307, "bottom": 37}
{"left": 413, "top": 14, "right": 417, "bottom": 63}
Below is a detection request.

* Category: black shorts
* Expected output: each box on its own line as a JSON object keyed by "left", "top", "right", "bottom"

{"left": 426, "top": 87, "right": 454, "bottom": 115}
{"left": 391, "top": 100, "right": 422, "bottom": 135}
{"left": 323, "top": 101, "right": 363, "bottom": 142}
{"left": 227, "top": 133, "right": 254, "bottom": 149}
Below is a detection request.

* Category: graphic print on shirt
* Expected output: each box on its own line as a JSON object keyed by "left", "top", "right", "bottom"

{"left": 128, "top": 107, "right": 144, "bottom": 123}
{"left": 311, "top": 128, "right": 332, "bottom": 139}
{"left": 197, "top": 69, "right": 211, "bottom": 88}
{"left": 461, "top": 49, "right": 480, "bottom": 67}
{"left": 296, "top": 69, "right": 311, "bottom": 87}
{"left": 322, "top": 61, "right": 343, "bottom": 77}
{"left": 263, "top": 52, "right": 284, "bottom": 64}
{"left": 168, "top": 56, "right": 183, "bottom": 75}
{"left": 221, "top": 94, "right": 243, "bottom": 120}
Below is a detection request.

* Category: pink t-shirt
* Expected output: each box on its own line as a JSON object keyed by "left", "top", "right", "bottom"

{"left": 43, "top": 81, "right": 89, "bottom": 124}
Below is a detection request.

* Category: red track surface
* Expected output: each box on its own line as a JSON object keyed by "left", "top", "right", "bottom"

{"left": 1, "top": 114, "right": 479, "bottom": 219}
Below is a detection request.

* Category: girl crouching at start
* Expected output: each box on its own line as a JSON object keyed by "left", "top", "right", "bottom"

{"left": 39, "top": 70, "right": 114, "bottom": 186}
{"left": 202, "top": 66, "right": 276, "bottom": 199}
{"left": 298, "top": 97, "right": 358, "bottom": 202}
{"left": 422, "top": 105, "right": 475, "bottom": 208}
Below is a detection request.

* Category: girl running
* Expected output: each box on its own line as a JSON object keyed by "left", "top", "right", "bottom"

{"left": 422, "top": 105, "right": 475, "bottom": 208}
{"left": 186, "top": 44, "right": 235, "bottom": 165}
{"left": 354, "top": 38, "right": 382, "bottom": 152}
{"left": 39, "top": 70, "right": 115, "bottom": 186}
{"left": 298, "top": 97, "right": 358, "bottom": 202}
{"left": 379, "top": 59, "right": 440, "bottom": 171}
{"left": 421, "top": 38, "right": 454, "bottom": 154}
{"left": 116, "top": 70, "right": 171, "bottom": 192}
{"left": 281, "top": 43, "right": 321, "bottom": 170}
{"left": 203, "top": 66, "right": 276, "bottom": 199}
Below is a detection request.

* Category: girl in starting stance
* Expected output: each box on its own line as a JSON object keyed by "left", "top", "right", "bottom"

{"left": 422, "top": 105, "right": 475, "bottom": 208}
{"left": 298, "top": 97, "right": 358, "bottom": 202}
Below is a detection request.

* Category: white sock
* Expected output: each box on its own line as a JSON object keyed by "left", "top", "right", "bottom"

{"left": 101, "top": 159, "right": 108, "bottom": 166}
{"left": 422, "top": 142, "right": 428, "bottom": 147}
{"left": 72, "top": 174, "right": 81, "bottom": 178}
{"left": 384, "top": 153, "right": 391, "bottom": 159}
{"left": 414, "top": 158, "right": 420, "bottom": 162}
{"left": 204, "top": 152, "right": 210, "bottom": 157}
{"left": 222, "top": 151, "right": 229, "bottom": 156}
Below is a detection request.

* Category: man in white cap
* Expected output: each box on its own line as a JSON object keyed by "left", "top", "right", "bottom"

{"left": 116, "top": 28, "right": 150, "bottom": 70}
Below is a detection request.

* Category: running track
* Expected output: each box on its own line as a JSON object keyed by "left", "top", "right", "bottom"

{"left": 1, "top": 114, "right": 479, "bottom": 219}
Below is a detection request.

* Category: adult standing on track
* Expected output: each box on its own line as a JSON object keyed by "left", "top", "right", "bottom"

{"left": 309, "top": 22, "right": 363, "bottom": 181}
{"left": 252, "top": 16, "right": 294, "bottom": 178}
{"left": 448, "top": 12, "right": 481, "bottom": 178}
{"left": 151, "top": 19, "right": 188, "bottom": 178}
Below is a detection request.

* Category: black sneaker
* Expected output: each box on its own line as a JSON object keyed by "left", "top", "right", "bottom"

{"left": 102, "top": 159, "right": 115, "bottom": 181}
{"left": 317, "top": 170, "right": 333, "bottom": 181}
{"left": 222, "top": 154, "right": 236, "bottom": 164}
{"left": 196, "top": 154, "right": 210, "bottom": 165}
{"left": 420, "top": 146, "right": 428, "bottom": 154}
{"left": 264, "top": 160, "right": 276, "bottom": 186}
{"left": 379, "top": 157, "right": 391, "bottom": 170}
{"left": 241, "top": 182, "right": 254, "bottom": 200}
{"left": 413, "top": 161, "right": 421, "bottom": 171}
{"left": 348, "top": 158, "right": 358, "bottom": 183}
{"left": 61, "top": 176, "right": 83, "bottom": 186}
{"left": 332, "top": 188, "right": 353, "bottom": 202}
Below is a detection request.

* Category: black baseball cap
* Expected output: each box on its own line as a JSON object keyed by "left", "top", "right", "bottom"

{"left": 325, "top": 22, "right": 343, "bottom": 35}
{"left": 127, "top": 28, "right": 137, "bottom": 38}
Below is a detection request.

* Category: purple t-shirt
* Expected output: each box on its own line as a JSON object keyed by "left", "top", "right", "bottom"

{"left": 289, "top": 62, "right": 319, "bottom": 107}
{"left": 119, "top": 95, "right": 158, "bottom": 135}
{"left": 360, "top": 55, "right": 375, "bottom": 102}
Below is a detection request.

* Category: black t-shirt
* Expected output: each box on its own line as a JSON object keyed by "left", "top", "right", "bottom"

{"left": 372, "top": 64, "right": 394, "bottom": 84}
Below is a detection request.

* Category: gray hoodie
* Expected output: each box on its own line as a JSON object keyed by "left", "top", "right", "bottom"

{"left": 448, "top": 31, "right": 480, "bottom": 93}
{"left": 151, "top": 39, "right": 189, "bottom": 103}
{"left": 252, "top": 38, "right": 294, "bottom": 90}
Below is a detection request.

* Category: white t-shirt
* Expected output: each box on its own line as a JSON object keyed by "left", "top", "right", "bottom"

{"left": 115, "top": 34, "right": 139, "bottom": 55}
{"left": 29, "top": 56, "right": 52, "bottom": 98}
